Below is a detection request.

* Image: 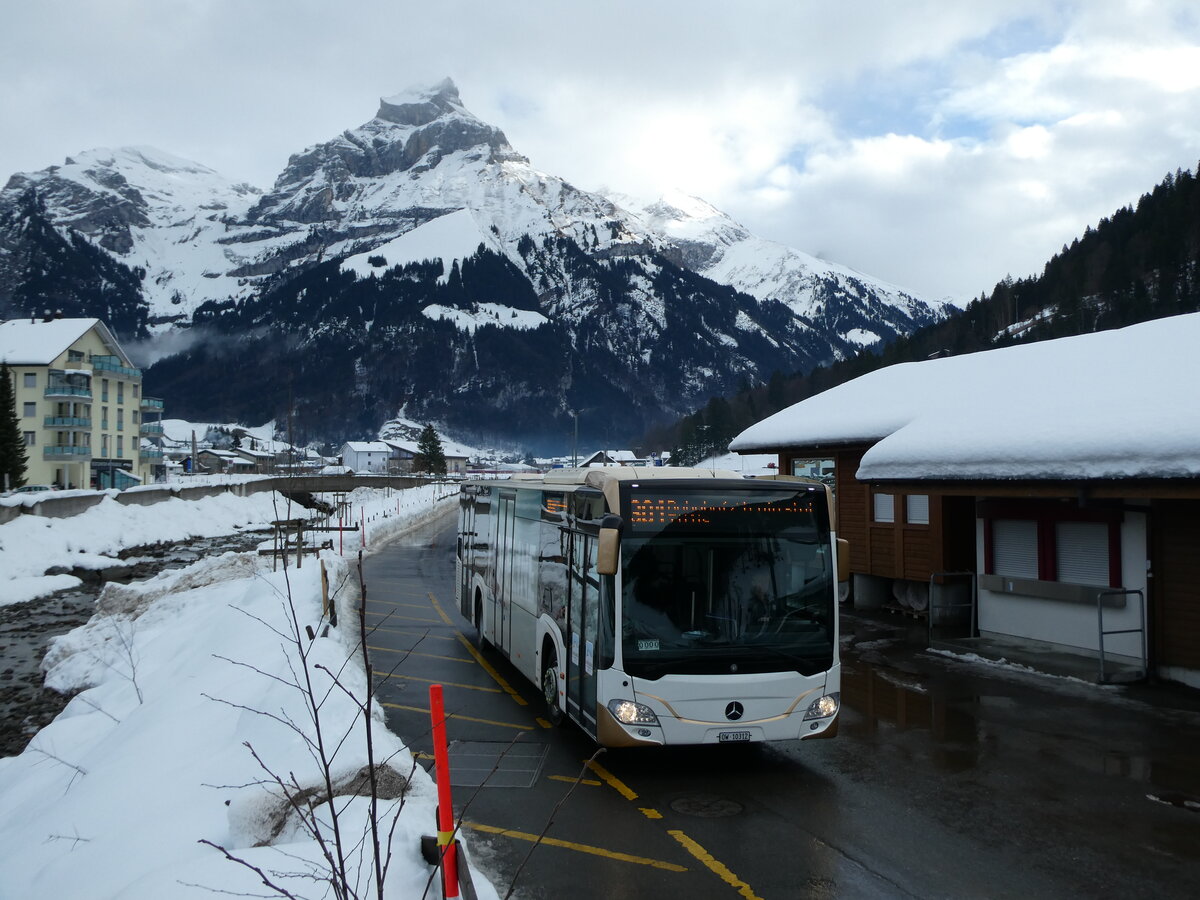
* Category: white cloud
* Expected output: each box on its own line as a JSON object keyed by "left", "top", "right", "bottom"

{"left": 1, "top": 0, "right": 1198, "bottom": 303}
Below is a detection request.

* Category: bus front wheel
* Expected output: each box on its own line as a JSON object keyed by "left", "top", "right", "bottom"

{"left": 541, "top": 655, "right": 563, "bottom": 726}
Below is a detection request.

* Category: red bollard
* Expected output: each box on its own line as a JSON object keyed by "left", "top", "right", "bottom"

{"left": 429, "top": 685, "right": 459, "bottom": 898}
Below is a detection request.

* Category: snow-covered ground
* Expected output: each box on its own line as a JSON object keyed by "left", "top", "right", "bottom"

{"left": 0, "top": 483, "right": 500, "bottom": 899}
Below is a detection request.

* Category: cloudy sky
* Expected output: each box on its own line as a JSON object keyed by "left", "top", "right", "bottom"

{"left": 3, "top": 0, "right": 1199, "bottom": 301}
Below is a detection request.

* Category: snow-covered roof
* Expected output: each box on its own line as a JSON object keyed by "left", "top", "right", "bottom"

{"left": 731, "top": 313, "right": 1200, "bottom": 481}
{"left": 0, "top": 318, "right": 127, "bottom": 366}
{"left": 382, "top": 438, "right": 472, "bottom": 459}
{"left": 343, "top": 441, "right": 392, "bottom": 453}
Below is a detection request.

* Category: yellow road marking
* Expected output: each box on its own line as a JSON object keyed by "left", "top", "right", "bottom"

{"left": 464, "top": 822, "right": 687, "bottom": 872}
{"left": 534, "top": 717, "right": 552, "bottom": 729}
{"left": 364, "top": 613, "right": 443, "bottom": 624}
{"left": 454, "top": 634, "right": 529, "bottom": 707}
{"left": 365, "top": 599, "right": 431, "bottom": 610}
{"left": 381, "top": 702, "right": 533, "bottom": 732}
{"left": 668, "top": 830, "right": 762, "bottom": 900}
{"left": 427, "top": 591, "right": 457, "bottom": 626}
{"left": 548, "top": 775, "right": 601, "bottom": 786}
{"left": 367, "top": 646, "right": 475, "bottom": 664}
{"left": 360, "top": 628, "right": 453, "bottom": 643}
{"left": 375, "top": 672, "right": 501, "bottom": 693}
{"left": 585, "top": 759, "right": 639, "bottom": 801}
{"left": 639, "top": 808, "right": 663, "bottom": 819}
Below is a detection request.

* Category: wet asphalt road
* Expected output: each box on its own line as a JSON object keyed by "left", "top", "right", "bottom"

{"left": 363, "top": 510, "right": 1200, "bottom": 900}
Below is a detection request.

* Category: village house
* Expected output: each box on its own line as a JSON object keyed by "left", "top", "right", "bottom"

{"left": 0, "top": 316, "right": 165, "bottom": 489}
{"left": 731, "top": 314, "right": 1200, "bottom": 689}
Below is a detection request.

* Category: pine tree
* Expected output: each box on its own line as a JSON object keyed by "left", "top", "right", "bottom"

{"left": 413, "top": 424, "right": 446, "bottom": 475}
{"left": 0, "top": 363, "right": 29, "bottom": 490}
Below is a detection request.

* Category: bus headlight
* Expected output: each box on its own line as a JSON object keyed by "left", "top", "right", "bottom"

{"left": 803, "top": 693, "right": 840, "bottom": 720}
{"left": 608, "top": 699, "right": 660, "bottom": 726}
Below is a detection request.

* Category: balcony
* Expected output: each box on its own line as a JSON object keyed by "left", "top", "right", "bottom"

{"left": 44, "top": 445, "right": 92, "bottom": 460}
{"left": 44, "top": 416, "right": 92, "bottom": 428}
{"left": 141, "top": 397, "right": 165, "bottom": 411}
{"left": 139, "top": 448, "right": 164, "bottom": 461}
{"left": 45, "top": 381, "right": 92, "bottom": 399}
{"left": 90, "top": 355, "right": 142, "bottom": 378}
{"left": 140, "top": 421, "right": 164, "bottom": 436}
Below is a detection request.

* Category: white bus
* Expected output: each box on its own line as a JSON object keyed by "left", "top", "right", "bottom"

{"left": 456, "top": 467, "right": 845, "bottom": 747}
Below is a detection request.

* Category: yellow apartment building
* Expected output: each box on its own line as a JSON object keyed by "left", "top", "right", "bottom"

{"left": 0, "top": 316, "right": 165, "bottom": 489}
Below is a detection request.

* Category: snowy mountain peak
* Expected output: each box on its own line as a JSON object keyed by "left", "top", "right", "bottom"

{"left": 377, "top": 77, "right": 466, "bottom": 127}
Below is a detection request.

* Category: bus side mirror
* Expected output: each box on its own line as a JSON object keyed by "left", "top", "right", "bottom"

{"left": 837, "top": 538, "right": 850, "bottom": 583}
{"left": 597, "top": 515, "right": 623, "bottom": 576}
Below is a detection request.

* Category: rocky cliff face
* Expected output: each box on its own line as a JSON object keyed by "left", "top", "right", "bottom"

{"left": 0, "top": 79, "right": 949, "bottom": 449}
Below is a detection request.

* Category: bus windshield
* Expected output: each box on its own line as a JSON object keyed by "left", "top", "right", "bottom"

{"left": 619, "top": 485, "right": 834, "bottom": 678}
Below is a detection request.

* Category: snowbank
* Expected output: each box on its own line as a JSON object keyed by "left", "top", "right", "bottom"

{"left": 0, "top": 483, "right": 496, "bottom": 899}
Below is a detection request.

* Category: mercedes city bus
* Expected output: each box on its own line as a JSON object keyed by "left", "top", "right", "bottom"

{"left": 456, "top": 467, "right": 845, "bottom": 747}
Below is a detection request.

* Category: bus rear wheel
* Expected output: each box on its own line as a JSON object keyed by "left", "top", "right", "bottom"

{"left": 541, "top": 656, "right": 563, "bottom": 725}
{"left": 474, "top": 594, "right": 490, "bottom": 650}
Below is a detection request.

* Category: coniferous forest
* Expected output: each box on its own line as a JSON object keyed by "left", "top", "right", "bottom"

{"left": 656, "top": 164, "right": 1200, "bottom": 463}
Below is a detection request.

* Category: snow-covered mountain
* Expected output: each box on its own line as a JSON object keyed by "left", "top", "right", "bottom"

{"left": 0, "top": 79, "right": 949, "bottom": 450}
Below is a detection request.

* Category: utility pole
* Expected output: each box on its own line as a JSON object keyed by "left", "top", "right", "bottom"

{"left": 569, "top": 410, "right": 579, "bottom": 467}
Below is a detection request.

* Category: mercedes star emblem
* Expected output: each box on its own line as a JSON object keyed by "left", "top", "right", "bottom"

{"left": 725, "top": 701, "right": 744, "bottom": 721}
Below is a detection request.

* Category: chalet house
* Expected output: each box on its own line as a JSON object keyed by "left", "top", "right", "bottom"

{"left": 0, "top": 316, "right": 165, "bottom": 489}
{"left": 196, "top": 449, "right": 255, "bottom": 475}
{"left": 381, "top": 438, "right": 471, "bottom": 474}
{"left": 340, "top": 441, "right": 391, "bottom": 474}
{"left": 731, "top": 314, "right": 1200, "bottom": 689}
{"left": 581, "top": 449, "right": 655, "bottom": 467}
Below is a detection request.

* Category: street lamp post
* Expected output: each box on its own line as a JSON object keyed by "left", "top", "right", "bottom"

{"left": 569, "top": 410, "right": 579, "bottom": 467}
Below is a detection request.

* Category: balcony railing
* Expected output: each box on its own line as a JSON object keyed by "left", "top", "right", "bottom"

{"left": 45, "top": 383, "right": 92, "bottom": 399}
{"left": 140, "top": 421, "right": 164, "bottom": 435}
{"left": 139, "top": 448, "right": 164, "bottom": 461}
{"left": 90, "top": 355, "right": 142, "bottom": 378}
{"left": 141, "top": 397, "right": 165, "bottom": 411}
{"left": 44, "top": 416, "right": 92, "bottom": 428}
{"left": 44, "top": 445, "right": 92, "bottom": 459}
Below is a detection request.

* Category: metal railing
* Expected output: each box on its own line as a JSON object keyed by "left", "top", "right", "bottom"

{"left": 44, "top": 445, "right": 92, "bottom": 459}
{"left": 45, "top": 383, "right": 92, "bottom": 398}
{"left": 140, "top": 421, "right": 164, "bottom": 435}
{"left": 44, "top": 416, "right": 92, "bottom": 428}
{"left": 139, "top": 448, "right": 165, "bottom": 460}
{"left": 1097, "top": 589, "right": 1147, "bottom": 683}
{"left": 140, "top": 397, "right": 165, "bottom": 411}
{"left": 90, "top": 355, "right": 142, "bottom": 377}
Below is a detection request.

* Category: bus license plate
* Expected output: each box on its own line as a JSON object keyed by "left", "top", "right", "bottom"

{"left": 718, "top": 731, "right": 751, "bottom": 743}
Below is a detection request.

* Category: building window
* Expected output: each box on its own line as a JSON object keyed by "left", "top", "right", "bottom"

{"left": 991, "top": 519, "right": 1039, "bottom": 579}
{"left": 117, "top": 409, "right": 124, "bottom": 430}
{"left": 68, "top": 349, "right": 84, "bottom": 362}
{"left": 102, "top": 406, "right": 109, "bottom": 430}
{"left": 23, "top": 373, "right": 36, "bottom": 388}
{"left": 24, "top": 431, "right": 36, "bottom": 446}
{"left": 873, "top": 492, "right": 895, "bottom": 523}
{"left": 117, "top": 436, "right": 123, "bottom": 458}
{"left": 132, "top": 410, "right": 139, "bottom": 424}
{"left": 102, "top": 434, "right": 109, "bottom": 456}
{"left": 133, "top": 383, "right": 140, "bottom": 398}
{"left": 906, "top": 494, "right": 930, "bottom": 525}
{"left": 102, "top": 379, "right": 109, "bottom": 401}
{"left": 23, "top": 402, "right": 36, "bottom": 418}
{"left": 1055, "top": 521, "right": 1110, "bottom": 587}
{"left": 982, "top": 501, "right": 1120, "bottom": 587}
{"left": 117, "top": 382, "right": 124, "bottom": 403}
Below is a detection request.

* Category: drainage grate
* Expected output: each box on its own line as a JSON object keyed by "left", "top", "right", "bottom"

{"left": 669, "top": 794, "right": 744, "bottom": 818}
{"left": 444, "top": 740, "right": 550, "bottom": 788}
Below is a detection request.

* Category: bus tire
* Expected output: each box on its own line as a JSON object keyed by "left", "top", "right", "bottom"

{"left": 541, "top": 650, "right": 563, "bottom": 726}
{"left": 474, "top": 593, "right": 490, "bottom": 650}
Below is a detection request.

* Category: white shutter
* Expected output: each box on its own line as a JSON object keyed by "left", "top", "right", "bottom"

{"left": 906, "top": 494, "right": 930, "bottom": 525}
{"left": 873, "top": 493, "right": 894, "bottom": 523}
{"left": 1056, "top": 521, "right": 1110, "bottom": 586}
{"left": 993, "top": 519, "right": 1038, "bottom": 579}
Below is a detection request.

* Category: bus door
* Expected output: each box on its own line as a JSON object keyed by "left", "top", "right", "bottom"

{"left": 566, "top": 531, "right": 599, "bottom": 734}
{"left": 494, "top": 490, "right": 516, "bottom": 651}
{"left": 457, "top": 495, "right": 475, "bottom": 619}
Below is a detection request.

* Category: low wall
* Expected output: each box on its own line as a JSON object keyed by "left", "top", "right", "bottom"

{"left": 0, "top": 475, "right": 441, "bottom": 524}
